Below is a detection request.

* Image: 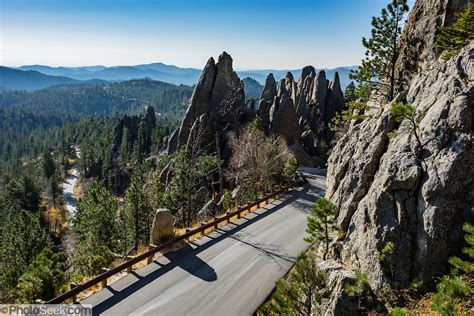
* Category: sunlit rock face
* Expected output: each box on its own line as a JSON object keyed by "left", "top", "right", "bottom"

{"left": 324, "top": 0, "right": 473, "bottom": 302}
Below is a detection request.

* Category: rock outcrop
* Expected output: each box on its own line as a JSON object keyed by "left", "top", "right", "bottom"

{"left": 323, "top": 0, "right": 473, "bottom": 309}
{"left": 257, "top": 67, "right": 345, "bottom": 166}
{"left": 112, "top": 105, "right": 156, "bottom": 155}
{"left": 175, "top": 52, "right": 249, "bottom": 157}
{"left": 393, "top": 0, "right": 472, "bottom": 96}
{"left": 150, "top": 208, "right": 174, "bottom": 244}
{"left": 270, "top": 97, "right": 301, "bottom": 145}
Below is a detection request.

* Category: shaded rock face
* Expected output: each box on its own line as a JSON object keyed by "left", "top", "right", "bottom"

{"left": 166, "top": 128, "right": 179, "bottom": 155}
{"left": 325, "top": 4, "right": 473, "bottom": 299}
{"left": 113, "top": 106, "right": 156, "bottom": 154}
{"left": 257, "top": 67, "right": 345, "bottom": 166}
{"left": 150, "top": 208, "right": 174, "bottom": 244}
{"left": 174, "top": 52, "right": 250, "bottom": 158}
{"left": 270, "top": 97, "right": 300, "bottom": 145}
{"left": 261, "top": 73, "right": 277, "bottom": 103}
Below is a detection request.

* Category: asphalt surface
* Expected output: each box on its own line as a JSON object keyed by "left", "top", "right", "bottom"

{"left": 82, "top": 170, "right": 326, "bottom": 316}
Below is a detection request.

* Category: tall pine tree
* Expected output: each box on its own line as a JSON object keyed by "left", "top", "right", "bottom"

{"left": 121, "top": 171, "right": 154, "bottom": 251}
{"left": 350, "top": 0, "right": 409, "bottom": 101}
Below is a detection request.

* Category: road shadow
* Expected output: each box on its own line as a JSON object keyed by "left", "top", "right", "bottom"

{"left": 90, "top": 182, "right": 322, "bottom": 315}
{"left": 64, "top": 191, "right": 77, "bottom": 209}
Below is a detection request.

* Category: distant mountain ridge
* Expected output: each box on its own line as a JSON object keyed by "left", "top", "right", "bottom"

{"left": 0, "top": 66, "right": 106, "bottom": 91}
{"left": 14, "top": 63, "right": 357, "bottom": 90}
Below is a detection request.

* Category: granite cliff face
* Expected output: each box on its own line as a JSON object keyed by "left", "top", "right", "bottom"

{"left": 168, "top": 52, "right": 249, "bottom": 157}
{"left": 322, "top": 0, "right": 473, "bottom": 313}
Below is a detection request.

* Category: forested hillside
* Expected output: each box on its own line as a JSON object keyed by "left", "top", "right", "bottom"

{"left": 0, "top": 79, "right": 192, "bottom": 115}
{"left": 0, "top": 77, "right": 196, "bottom": 302}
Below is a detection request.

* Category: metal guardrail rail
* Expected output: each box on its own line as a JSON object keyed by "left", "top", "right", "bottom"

{"left": 47, "top": 182, "right": 299, "bottom": 304}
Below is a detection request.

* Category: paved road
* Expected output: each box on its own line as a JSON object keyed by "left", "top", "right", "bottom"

{"left": 62, "top": 147, "right": 80, "bottom": 252}
{"left": 83, "top": 170, "right": 326, "bottom": 316}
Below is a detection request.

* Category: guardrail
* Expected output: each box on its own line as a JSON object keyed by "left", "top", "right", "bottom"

{"left": 48, "top": 181, "right": 300, "bottom": 304}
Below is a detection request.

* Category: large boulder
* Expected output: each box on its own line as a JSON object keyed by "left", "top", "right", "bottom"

{"left": 150, "top": 209, "right": 174, "bottom": 244}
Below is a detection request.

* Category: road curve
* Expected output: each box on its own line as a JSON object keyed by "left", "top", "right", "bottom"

{"left": 83, "top": 171, "right": 326, "bottom": 316}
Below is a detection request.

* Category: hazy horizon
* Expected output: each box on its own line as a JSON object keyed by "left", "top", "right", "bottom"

{"left": 1, "top": 0, "right": 414, "bottom": 70}
{"left": 7, "top": 60, "right": 360, "bottom": 71}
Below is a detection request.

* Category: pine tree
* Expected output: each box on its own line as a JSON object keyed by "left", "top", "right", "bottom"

{"left": 449, "top": 209, "right": 474, "bottom": 275}
{"left": 121, "top": 172, "right": 154, "bottom": 251}
{"left": 350, "top": 0, "right": 409, "bottom": 101}
{"left": 0, "top": 210, "right": 47, "bottom": 292}
{"left": 14, "top": 248, "right": 66, "bottom": 303}
{"left": 163, "top": 147, "right": 221, "bottom": 227}
{"left": 73, "top": 182, "right": 118, "bottom": 251}
{"left": 261, "top": 253, "right": 328, "bottom": 315}
{"left": 132, "top": 123, "right": 146, "bottom": 164}
{"left": 305, "top": 198, "right": 338, "bottom": 260}
{"left": 345, "top": 271, "right": 371, "bottom": 309}
{"left": 344, "top": 81, "right": 357, "bottom": 102}
{"left": 435, "top": 4, "right": 474, "bottom": 60}
{"left": 5, "top": 175, "right": 41, "bottom": 213}
{"left": 50, "top": 173, "right": 60, "bottom": 206}
{"left": 42, "top": 149, "right": 56, "bottom": 180}
{"left": 119, "top": 127, "right": 131, "bottom": 166}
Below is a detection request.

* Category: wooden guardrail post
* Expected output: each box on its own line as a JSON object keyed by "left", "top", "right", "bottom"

{"left": 226, "top": 211, "right": 231, "bottom": 224}
{"left": 201, "top": 222, "right": 207, "bottom": 235}
{"left": 213, "top": 217, "right": 218, "bottom": 229}
{"left": 100, "top": 268, "right": 110, "bottom": 288}
{"left": 70, "top": 282, "right": 78, "bottom": 303}
{"left": 185, "top": 228, "right": 192, "bottom": 242}
{"left": 147, "top": 244, "right": 157, "bottom": 264}
{"left": 125, "top": 255, "right": 136, "bottom": 272}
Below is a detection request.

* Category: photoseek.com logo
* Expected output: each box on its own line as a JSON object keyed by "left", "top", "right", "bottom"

{"left": 0, "top": 304, "right": 92, "bottom": 316}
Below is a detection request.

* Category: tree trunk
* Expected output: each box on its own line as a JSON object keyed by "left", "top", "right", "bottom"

{"left": 389, "top": 10, "right": 400, "bottom": 101}
{"left": 324, "top": 219, "right": 329, "bottom": 260}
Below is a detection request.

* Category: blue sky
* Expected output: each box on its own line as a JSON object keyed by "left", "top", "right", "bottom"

{"left": 0, "top": 0, "right": 415, "bottom": 69}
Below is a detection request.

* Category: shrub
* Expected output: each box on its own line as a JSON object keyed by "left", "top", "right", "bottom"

{"left": 392, "top": 307, "right": 406, "bottom": 316}
{"left": 260, "top": 253, "right": 328, "bottom": 315}
{"left": 345, "top": 271, "right": 371, "bottom": 309}
{"left": 431, "top": 275, "right": 471, "bottom": 315}
{"left": 226, "top": 119, "right": 295, "bottom": 202}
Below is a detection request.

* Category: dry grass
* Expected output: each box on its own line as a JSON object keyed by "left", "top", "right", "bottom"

{"left": 44, "top": 206, "right": 68, "bottom": 234}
